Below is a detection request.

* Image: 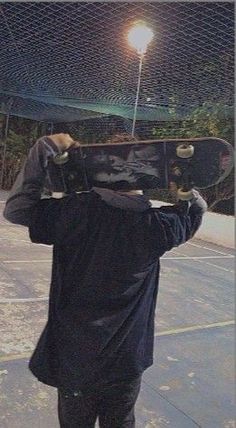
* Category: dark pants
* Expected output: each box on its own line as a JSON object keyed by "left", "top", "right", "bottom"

{"left": 58, "top": 376, "right": 142, "bottom": 428}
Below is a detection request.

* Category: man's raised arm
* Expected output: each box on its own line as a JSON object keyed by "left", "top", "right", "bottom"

{"left": 155, "top": 190, "right": 208, "bottom": 253}
{"left": 3, "top": 133, "right": 74, "bottom": 226}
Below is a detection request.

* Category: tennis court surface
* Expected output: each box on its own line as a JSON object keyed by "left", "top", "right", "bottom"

{"left": 0, "top": 192, "right": 234, "bottom": 428}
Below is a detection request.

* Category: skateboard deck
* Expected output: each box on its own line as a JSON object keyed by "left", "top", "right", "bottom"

{"left": 47, "top": 138, "right": 233, "bottom": 197}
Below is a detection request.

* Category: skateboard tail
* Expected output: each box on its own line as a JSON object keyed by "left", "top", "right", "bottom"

{"left": 202, "top": 140, "right": 234, "bottom": 189}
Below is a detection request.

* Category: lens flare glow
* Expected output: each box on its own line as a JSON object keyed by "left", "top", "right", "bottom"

{"left": 128, "top": 23, "right": 154, "bottom": 55}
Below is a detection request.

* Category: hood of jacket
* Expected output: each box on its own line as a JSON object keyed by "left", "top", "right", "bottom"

{"left": 93, "top": 187, "right": 151, "bottom": 212}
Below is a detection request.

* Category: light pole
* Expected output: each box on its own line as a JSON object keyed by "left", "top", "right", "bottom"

{"left": 128, "top": 22, "right": 154, "bottom": 137}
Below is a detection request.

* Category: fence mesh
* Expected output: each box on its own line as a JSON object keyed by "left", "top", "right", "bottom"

{"left": 0, "top": 2, "right": 234, "bottom": 125}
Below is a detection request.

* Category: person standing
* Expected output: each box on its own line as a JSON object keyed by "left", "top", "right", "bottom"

{"left": 4, "top": 134, "right": 207, "bottom": 427}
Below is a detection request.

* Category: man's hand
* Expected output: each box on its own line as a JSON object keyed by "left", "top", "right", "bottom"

{"left": 189, "top": 189, "right": 208, "bottom": 213}
{"left": 48, "top": 133, "right": 79, "bottom": 151}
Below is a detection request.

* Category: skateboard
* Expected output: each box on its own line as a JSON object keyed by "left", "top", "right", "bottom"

{"left": 47, "top": 138, "right": 234, "bottom": 200}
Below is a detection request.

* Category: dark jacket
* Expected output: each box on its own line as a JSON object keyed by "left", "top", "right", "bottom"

{"left": 3, "top": 137, "right": 206, "bottom": 392}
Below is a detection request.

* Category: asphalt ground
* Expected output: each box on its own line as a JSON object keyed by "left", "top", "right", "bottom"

{"left": 0, "top": 192, "right": 235, "bottom": 428}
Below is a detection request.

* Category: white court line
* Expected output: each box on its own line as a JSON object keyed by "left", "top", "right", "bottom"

{"left": 0, "top": 224, "right": 23, "bottom": 228}
{"left": 188, "top": 241, "right": 234, "bottom": 257}
{"left": 3, "top": 260, "right": 51, "bottom": 263}
{"left": 0, "top": 237, "right": 31, "bottom": 243}
{"left": 0, "top": 237, "right": 50, "bottom": 247}
{"left": 155, "top": 320, "right": 235, "bottom": 337}
{"left": 0, "top": 221, "right": 22, "bottom": 225}
{"left": 0, "top": 296, "right": 48, "bottom": 303}
{"left": 163, "top": 256, "right": 234, "bottom": 260}
{"left": 171, "top": 251, "right": 234, "bottom": 273}
{"left": 2, "top": 256, "right": 233, "bottom": 264}
{"left": 0, "top": 320, "right": 234, "bottom": 363}
{"left": 195, "top": 260, "right": 234, "bottom": 273}
{"left": 0, "top": 231, "right": 234, "bottom": 255}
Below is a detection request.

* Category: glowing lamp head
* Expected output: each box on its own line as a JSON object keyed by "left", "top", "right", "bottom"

{"left": 128, "top": 23, "right": 154, "bottom": 55}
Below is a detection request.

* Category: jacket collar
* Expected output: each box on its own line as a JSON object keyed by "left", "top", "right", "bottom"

{"left": 92, "top": 187, "right": 151, "bottom": 212}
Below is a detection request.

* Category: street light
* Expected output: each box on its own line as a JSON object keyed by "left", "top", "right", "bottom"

{"left": 128, "top": 22, "right": 154, "bottom": 137}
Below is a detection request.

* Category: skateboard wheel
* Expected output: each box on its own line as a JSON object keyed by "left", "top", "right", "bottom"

{"left": 176, "top": 144, "right": 194, "bottom": 158}
{"left": 177, "top": 188, "right": 193, "bottom": 201}
{"left": 53, "top": 152, "right": 69, "bottom": 165}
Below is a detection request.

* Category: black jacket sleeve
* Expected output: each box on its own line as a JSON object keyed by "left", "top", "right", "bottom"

{"left": 3, "top": 136, "right": 60, "bottom": 227}
{"left": 152, "top": 197, "right": 207, "bottom": 255}
{"left": 28, "top": 198, "right": 64, "bottom": 245}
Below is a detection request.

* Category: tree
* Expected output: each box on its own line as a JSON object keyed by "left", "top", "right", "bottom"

{"left": 0, "top": 115, "right": 38, "bottom": 189}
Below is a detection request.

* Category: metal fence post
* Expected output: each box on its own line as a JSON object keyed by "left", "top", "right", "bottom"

{"left": 0, "top": 99, "right": 13, "bottom": 189}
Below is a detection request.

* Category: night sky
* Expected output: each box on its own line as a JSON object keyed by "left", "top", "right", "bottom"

{"left": 0, "top": 2, "right": 234, "bottom": 122}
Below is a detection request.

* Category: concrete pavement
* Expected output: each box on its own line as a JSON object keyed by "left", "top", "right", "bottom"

{"left": 0, "top": 196, "right": 235, "bottom": 428}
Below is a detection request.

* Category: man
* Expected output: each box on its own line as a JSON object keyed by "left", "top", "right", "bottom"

{"left": 4, "top": 133, "right": 207, "bottom": 428}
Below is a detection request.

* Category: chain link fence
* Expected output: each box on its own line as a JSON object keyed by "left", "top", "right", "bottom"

{"left": 0, "top": 2, "right": 233, "bottom": 121}
{"left": 0, "top": 2, "right": 234, "bottom": 213}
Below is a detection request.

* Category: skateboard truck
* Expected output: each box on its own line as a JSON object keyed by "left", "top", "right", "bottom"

{"left": 53, "top": 151, "right": 69, "bottom": 165}
{"left": 177, "top": 171, "right": 195, "bottom": 201}
{"left": 172, "top": 166, "right": 182, "bottom": 177}
{"left": 175, "top": 145, "right": 195, "bottom": 200}
{"left": 176, "top": 144, "right": 194, "bottom": 159}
